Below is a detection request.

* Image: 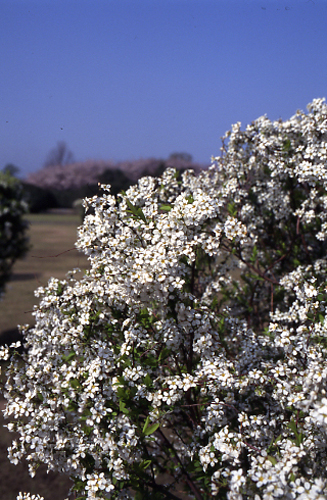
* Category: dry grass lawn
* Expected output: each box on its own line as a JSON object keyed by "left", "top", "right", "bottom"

{"left": 0, "top": 212, "right": 89, "bottom": 336}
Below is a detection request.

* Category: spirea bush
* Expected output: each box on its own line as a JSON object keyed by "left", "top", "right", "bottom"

{"left": 4, "top": 98, "right": 327, "bottom": 500}
{"left": 0, "top": 172, "right": 29, "bottom": 298}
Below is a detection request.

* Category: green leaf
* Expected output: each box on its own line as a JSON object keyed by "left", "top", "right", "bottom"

{"left": 116, "top": 387, "right": 127, "bottom": 399}
{"left": 287, "top": 419, "right": 298, "bottom": 436}
{"left": 125, "top": 198, "right": 147, "bottom": 224}
{"left": 287, "top": 418, "right": 303, "bottom": 445}
{"left": 142, "top": 416, "right": 150, "bottom": 434}
{"left": 267, "top": 455, "right": 277, "bottom": 465}
{"left": 283, "top": 139, "right": 291, "bottom": 152}
{"left": 144, "top": 422, "right": 160, "bottom": 436}
{"left": 160, "top": 205, "right": 172, "bottom": 212}
{"left": 158, "top": 347, "right": 170, "bottom": 362}
{"left": 119, "top": 400, "right": 126, "bottom": 412}
{"left": 227, "top": 202, "right": 237, "bottom": 217}
{"left": 69, "top": 378, "right": 81, "bottom": 389}
{"left": 125, "top": 197, "right": 138, "bottom": 214}
{"left": 144, "top": 373, "right": 152, "bottom": 388}
{"left": 250, "top": 245, "right": 258, "bottom": 264}
{"left": 136, "top": 208, "right": 147, "bottom": 224}
{"left": 210, "top": 296, "right": 218, "bottom": 310}
{"left": 67, "top": 401, "right": 78, "bottom": 412}
{"left": 82, "top": 425, "right": 93, "bottom": 437}
{"left": 62, "top": 351, "right": 76, "bottom": 362}
{"left": 72, "top": 479, "right": 87, "bottom": 496}
{"left": 142, "top": 416, "right": 160, "bottom": 435}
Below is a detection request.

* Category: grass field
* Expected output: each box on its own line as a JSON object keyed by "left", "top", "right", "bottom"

{"left": 0, "top": 211, "right": 89, "bottom": 500}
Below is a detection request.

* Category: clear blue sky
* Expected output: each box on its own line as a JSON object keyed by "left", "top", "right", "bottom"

{"left": 1, "top": 0, "right": 327, "bottom": 177}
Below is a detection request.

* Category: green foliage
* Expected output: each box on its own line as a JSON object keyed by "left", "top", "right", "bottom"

{"left": 0, "top": 172, "right": 29, "bottom": 297}
{"left": 2, "top": 163, "right": 20, "bottom": 177}
{"left": 22, "top": 182, "right": 58, "bottom": 212}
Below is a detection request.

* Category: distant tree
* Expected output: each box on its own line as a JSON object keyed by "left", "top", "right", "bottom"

{"left": 98, "top": 168, "right": 133, "bottom": 195}
{"left": 22, "top": 182, "right": 58, "bottom": 213}
{"left": 168, "top": 152, "right": 193, "bottom": 162}
{"left": 139, "top": 160, "right": 167, "bottom": 179}
{"left": 44, "top": 141, "right": 74, "bottom": 168}
{"left": 2, "top": 164, "right": 20, "bottom": 177}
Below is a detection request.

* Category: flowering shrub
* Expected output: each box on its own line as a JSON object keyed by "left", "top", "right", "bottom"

{"left": 0, "top": 171, "right": 29, "bottom": 298}
{"left": 4, "top": 98, "right": 327, "bottom": 499}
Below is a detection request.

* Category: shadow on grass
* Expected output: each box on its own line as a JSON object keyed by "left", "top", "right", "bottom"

{"left": 10, "top": 273, "right": 41, "bottom": 282}
{"left": 0, "top": 329, "right": 23, "bottom": 348}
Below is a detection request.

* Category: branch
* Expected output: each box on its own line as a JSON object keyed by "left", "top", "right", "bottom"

{"left": 158, "top": 429, "right": 204, "bottom": 500}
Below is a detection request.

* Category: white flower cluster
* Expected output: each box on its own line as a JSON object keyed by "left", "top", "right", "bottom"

{"left": 4, "top": 98, "right": 327, "bottom": 499}
{"left": 16, "top": 494, "right": 45, "bottom": 500}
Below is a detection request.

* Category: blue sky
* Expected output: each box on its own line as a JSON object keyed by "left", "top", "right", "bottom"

{"left": 1, "top": 0, "right": 327, "bottom": 177}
